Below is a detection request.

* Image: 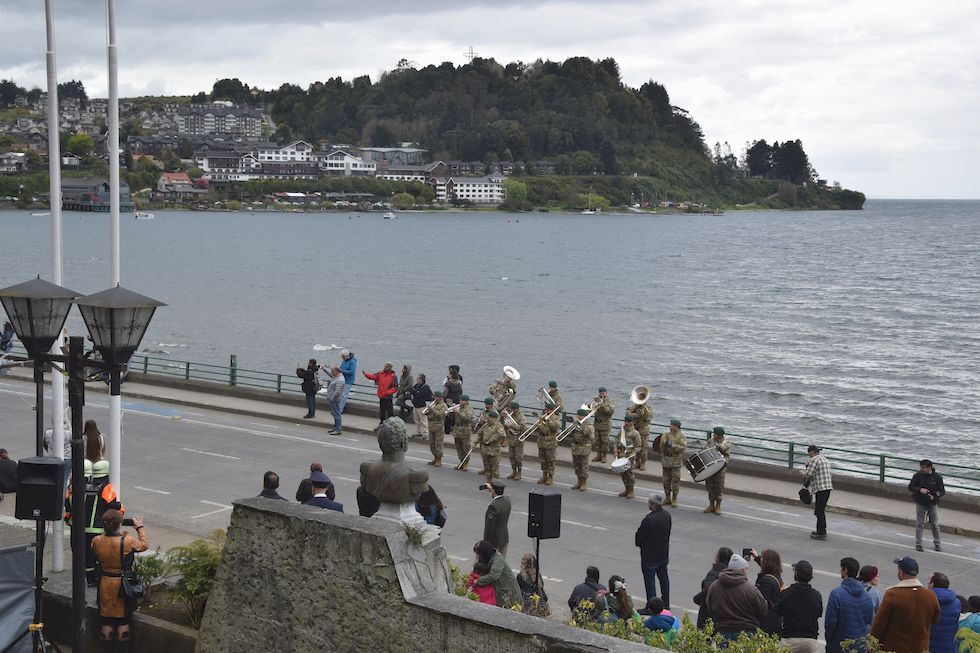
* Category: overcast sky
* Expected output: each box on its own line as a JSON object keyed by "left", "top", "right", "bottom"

{"left": 1, "top": 0, "right": 977, "bottom": 199}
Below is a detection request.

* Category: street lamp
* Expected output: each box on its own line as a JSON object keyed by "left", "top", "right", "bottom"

{"left": 0, "top": 278, "right": 164, "bottom": 653}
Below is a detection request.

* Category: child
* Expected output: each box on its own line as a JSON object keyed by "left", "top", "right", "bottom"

{"left": 642, "top": 597, "right": 678, "bottom": 632}
{"left": 467, "top": 560, "right": 496, "bottom": 606}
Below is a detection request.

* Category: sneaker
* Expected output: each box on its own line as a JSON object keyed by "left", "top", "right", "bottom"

{"left": 810, "top": 532, "right": 826, "bottom": 541}
{"left": 915, "top": 544, "right": 924, "bottom": 552}
{"left": 303, "top": 414, "right": 314, "bottom": 419}
{"left": 934, "top": 544, "right": 942, "bottom": 552}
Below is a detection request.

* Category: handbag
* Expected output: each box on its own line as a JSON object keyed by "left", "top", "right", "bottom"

{"left": 799, "top": 486, "right": 813, "bottom": 505}
{"left": 118, "top": 536, "right": 145, "bottom": 602}
{"left": 435, "top": 508, "right": 448, "bottom": 528}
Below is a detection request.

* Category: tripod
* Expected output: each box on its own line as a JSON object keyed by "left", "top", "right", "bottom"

{"left": 2, "top": 521, "right": 61, "bottom": 653}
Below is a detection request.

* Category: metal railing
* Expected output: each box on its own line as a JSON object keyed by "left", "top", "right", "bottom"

{"left": 6, "top": 344, "right": 978, "bottom": 494}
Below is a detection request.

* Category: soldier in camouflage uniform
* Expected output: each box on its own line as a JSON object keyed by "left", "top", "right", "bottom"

{"left": 626, "top": 401, "right": 653, "bottom": 470}
{"left": 617, "top": 414, "right": 643, "bottom": 498}
{"left": 660, "top": 419, "right": 687, "bottom": 507}
{"left": 504, "top": 401, "right": 527, "bottom": 480}
{"left": 703, "top": 426, "right": 731, "bottom": 514}
{"left": 489, "top": 375, "right": 517, "bottom": 412}
{"left": 536, "top": 401, "right": 561, "bottom": 485}
{"left": 592, "top": 387, "right": 615, "bottom": 463}
{"left": 569, "top": 408, "right": 595, "bottom": 491}
{"left": 473, "top": 398, "right": 494, "bottom": 475}
{"left": 475, "top": 410, "right": 505, "bottom": 482}
{"left": 426, "top": 391, "right": 448, "bottom": 467}
{"left": 546, "top": 380, "right": 564, "bottom": 412}
{"left": 453, "top": 395, "right": 475, "bottom": 471}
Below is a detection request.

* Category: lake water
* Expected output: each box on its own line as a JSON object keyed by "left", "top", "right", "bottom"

{"left": 2, "top": 200, "right": 978, "bottom": 466}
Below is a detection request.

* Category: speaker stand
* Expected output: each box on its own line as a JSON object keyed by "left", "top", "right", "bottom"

{"left": 2, "top": 519, "right": 59, "bottom": 653}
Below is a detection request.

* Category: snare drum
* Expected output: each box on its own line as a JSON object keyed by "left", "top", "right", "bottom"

{"left": 611, "top": 457, "right": 633, "bottom": 474}
{"left": 684, "top": 448, "right": 727, "bottom": 482}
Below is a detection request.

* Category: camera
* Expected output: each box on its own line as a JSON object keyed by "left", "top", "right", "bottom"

{"left": 478, "top": 483, "right": 490, "bottom": 491}
{"left": 123, "top": 518, "right": 134, "bottom": 526}
{"left": 742, "top": 548, "right": 753, "bottom": 560}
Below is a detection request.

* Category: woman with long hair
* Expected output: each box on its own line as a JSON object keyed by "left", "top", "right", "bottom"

{"left": 603, "top": 574, "right": 636, "bottom": 621}
{"left": 752, "top": 547, "right": 784, "bottom": 634}
{"left": 91, "top": 508, "right": 148, "bottom": 651}
{"left": 415, "top": 485, "right": 445, "bottom": 525}
{"left": 516, "top": 553, "right": 550, "bottom": 616}
{"left": 84, "top": 419, "right": 105, "bottom": 462}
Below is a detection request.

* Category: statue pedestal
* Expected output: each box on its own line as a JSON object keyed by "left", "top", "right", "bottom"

{"left": 374, "top": 501, "right": 425, "bottom": 527}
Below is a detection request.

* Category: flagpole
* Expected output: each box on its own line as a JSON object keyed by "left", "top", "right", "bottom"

{"left": 106, "top": 0, "right": 123, "bottom": 498}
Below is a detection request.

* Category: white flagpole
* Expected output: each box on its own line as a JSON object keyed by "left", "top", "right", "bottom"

{"left": 106, "top": 0, "right": 123, "bottom": 497}
{"left": 44, "top": 0, "right": 66, "bottom": 574}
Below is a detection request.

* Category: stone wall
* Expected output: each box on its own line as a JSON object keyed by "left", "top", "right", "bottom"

{"left": 198, "top": 498, "right": 658, "bottom": 653}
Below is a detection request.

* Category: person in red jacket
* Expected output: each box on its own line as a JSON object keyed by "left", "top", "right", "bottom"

{"left": 363, "top": 362, "right": 398, "bottom": 426}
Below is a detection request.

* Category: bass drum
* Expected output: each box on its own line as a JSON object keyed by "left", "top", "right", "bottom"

{"left": 651, "top": 434, "right": 663, "bottom": 454}
{"left": 611, "top": 457, "right": 633, "bottom": 474}
{"left": 684, "top": 448, "right": 727, "bottom": 482}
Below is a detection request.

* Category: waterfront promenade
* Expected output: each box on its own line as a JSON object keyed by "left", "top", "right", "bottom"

{"left": 1, "top": 370, "right": 978, "bottom": 632}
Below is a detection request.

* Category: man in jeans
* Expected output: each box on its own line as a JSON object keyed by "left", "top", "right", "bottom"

{"left": 324, "top": 366, "right": 346, "bottom": 435}
{"left": 634, "top": 493, "right": 671, "bottom": 609}
{"left": 338, "top": 349, "right": 356, "bottom": 412}
{"left": 908, "top": 459, "right": 945, "bottom": 552}
{"left": 801, "top": 444, "right": 832, "bottom": 540}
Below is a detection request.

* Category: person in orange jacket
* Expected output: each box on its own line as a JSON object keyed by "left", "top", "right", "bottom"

{"left": 363, "top": 362, "right": 398, "bottom": 426}
{"left": 65, "top": 459, "right": 124, "bottom": 586}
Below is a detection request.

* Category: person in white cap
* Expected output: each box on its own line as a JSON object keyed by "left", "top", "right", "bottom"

{"left": 704, "top": 553, "right": 767, "bottom": 641}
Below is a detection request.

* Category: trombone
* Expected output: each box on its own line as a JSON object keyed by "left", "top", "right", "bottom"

{"left": 456, "top": 445, "right": 475, "bottom": 470}
{"left": 518, "top": 405, "right": 562, "bottom": 442}
{"left": 472, "top": 412, "right": 488, "bottom": 435}
{"left": 556, "top": 405, "right": 597, "bottom": 442}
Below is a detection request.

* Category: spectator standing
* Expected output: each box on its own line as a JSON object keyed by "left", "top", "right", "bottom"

{"left": 83, "top": 419, "right": 106, "bottom": 460}
{"left": 774, "top": 560, "right": 823, "bottom": 653}
{"left": 91, "top": 510, "right": 148, "bottom": 651}
{"left": 928, "top": 572, "right": 962, "bottom": 653}
{"left": 472, "top": 540, "right": 520, "bottom": 609}
{"left": 324, "top": 365, "right": 346, "bottom": 435}
{"left": 442, "top": 365, "right": 463, "bottom": 434}
{"left": 704, "top": 554, "right": 767, "bottom": 640}
{"left": 303, "top": 470, "right": 344, "bottom": 512}
{"left": 825, "top": 557, "right": 875, "bottom": 653}
{"left": 395, "top": 364, "right": 414, "bottom": 419}
{"left": 258, "top": 471, "right": 287, "bottom": 500}
{"left": 338, "top": 349, "right": 356, "bottom": 413}
{"left": 858, "top": 565, "right": 884, "bottom": 614}
{"left": 870, "top": 556, "right": 940, "bottom": 653}
{"left": 363, "top": 362, "right": 398, "bottom": 426}
{"left": 568, "top": 566, "right": 607, "bottom": 614}
{"left": 750, "top": 548, "right": 784, "bottom": 634}
{"left": 801, "top": 444, "right": 832, "bottom": 540}
{"left": 296, "top": 359, "right": 319, "bottom": 419}
{"left": 296, "top": 463, "right": 335, "bottom": 503}
{"left": 693, "top": 546, "right": 733, "bottom": 629}
{"left": 482, "top": 481, "right": 511, "bottom": 558}
{"left": 0, "top": 448, "right": 17, "bottom": 497}
{"left": 635, "top": 493, "right": 672, "bottom": 608}
{"left": 66, "top": 459, "right": 122, "bottom": 586}
{"left": 410, "top": 373, "right": 433, "bottom": 438}
{"left": 960, "top": 596, "right": 980, "bottom": 634}
{"left": 0, "top": 321, "right": 13, "bottom": 377}
{"left": 908, "top": 458, "right": 945, "bottom": 552}
{"left": 44, "top": 419, "right": 73, "bottom": 489}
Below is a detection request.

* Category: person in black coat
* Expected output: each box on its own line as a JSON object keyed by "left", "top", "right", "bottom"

{"left": 0, "top": 448, "right": 18, "bottom": 497}
{"left": 257, "top": 471, "right": 287, "bottom": 501}
{"left": 775, "top": 560, "right": 823, "bottom": 647}
{"left": 693, "top": 547, "right": 733, "bottom": 628}
{"left": 568, "top": 565, "right": 607, "bottom": 613}
{"left": 296, "top": 462, "right": 335, "bottom": 503}
{"left": 909, "top": 459, "right": 945, "bottom": 552}
{"left": 303, "top": 471, "right": 343, "bottom": 512}
{"left": 635, "top": 492, "right": 672, "bottom": 608}
{"left": 297, "top": 359, "right": 319, "bottom": 418}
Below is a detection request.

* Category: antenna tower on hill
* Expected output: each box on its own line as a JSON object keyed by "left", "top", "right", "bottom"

{"left": 464, "top": 46, "right": 479, "bottom": 63}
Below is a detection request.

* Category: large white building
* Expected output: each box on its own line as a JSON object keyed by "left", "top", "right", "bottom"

{"left": 314, "top": 149, "right": 377, "bottom": 176}
{"left": 256, "top": 140, "right": 316, "bottom": 163}
{"left": 431, "top": 175, "right": 505, "bottom": 204}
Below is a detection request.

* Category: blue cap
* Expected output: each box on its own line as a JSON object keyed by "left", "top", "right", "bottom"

{"left": 310, "top": 470, "right": 331, "bottom": 487}
{"left": 894, "top": 556, "right": 918, "bottom": 575}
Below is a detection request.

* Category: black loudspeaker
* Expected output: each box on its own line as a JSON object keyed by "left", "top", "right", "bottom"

{"left": 528, "top": 489, "right": 561, "bottom": 539}
{"left": 15, "top": 457, "right": 65, "bottom": 521}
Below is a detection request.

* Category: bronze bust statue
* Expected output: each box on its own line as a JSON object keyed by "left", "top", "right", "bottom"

{"left": 360, "top": 417, "right": 429, "bottom": 508}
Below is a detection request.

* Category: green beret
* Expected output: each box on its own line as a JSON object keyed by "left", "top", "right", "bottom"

{"left": 487, "top": 409, "right": 499, "bottom": 418}
{"left": 548, "top": 381, "right": 558, "bottom": 388}
{"left": 670, "top": 419, "right": 681, "bottom": 427}
{"left": 434, "top": 390, "right": 443, "bottom": 397}
{"left": 460, "top": 394, "right": 469, "bottom": 401}
{"left": 484, "top": 397, "right": 494, "bottom": 405}
{"left": 624, "top": 414, "right": 634, "bottom": 422}
{"left": 598, "top": 387, "right": 607, "bottom": 393}
{"left": 576, "top": 408, "right": 589, "bottom": 416}
{"left": 510, "top": 401, "right": 520, "bottom": 409}
{"left": 713, "top": 426, "right": 725, "bottom": 436}
{"left": 545, "top": 401, "right": 556, "bottom": 409}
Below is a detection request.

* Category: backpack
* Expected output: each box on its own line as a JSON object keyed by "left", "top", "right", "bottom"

{"left": 312, "top": 371, "right": 322, "bottom": 393}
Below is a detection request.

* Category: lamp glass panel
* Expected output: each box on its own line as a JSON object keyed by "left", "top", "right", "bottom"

{"left": 0, "top": 295, "right": 73, "bottom": 357}
{"left": 78, "top": 305, "right": 157, "bottom": 366}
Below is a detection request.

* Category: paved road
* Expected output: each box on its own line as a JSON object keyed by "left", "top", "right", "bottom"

{"left": 1, "top": 382, "right": 977, "bottom": 632}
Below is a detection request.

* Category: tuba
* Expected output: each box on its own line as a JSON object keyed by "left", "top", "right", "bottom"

{"left": 629, "top": 385, "right": 650, "bottom": 406}
{"left": 535, "top": 386, "right": 550, "bottom": 407}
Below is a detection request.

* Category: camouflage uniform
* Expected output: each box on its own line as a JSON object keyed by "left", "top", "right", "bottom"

{"left": 592, "top": 395, "right": 615, "bottom": 462}
{"left": 617, "top": 424, "right": 643, "bottom": 498}
{"left": 660, "top": 426, "right": 687, "bottom": 506}
{"left": 627, "top": 403, "right": 653, "bottom": 470}
{"left": 536, "top": 409, "right": 561, "bottom": 485}
{"left": 453, "top": 402, "right": 475, "bottom": 470}
{"left": 476, "top": 417, "right": 505, "bottom": 482}
{"left": 426, "top": 399, "right": 448, "bottom": 466}
{"left": 704, "top": 432, "right": 731, "bottom": 514}
{"left": 488, "top": 377, "right": 517, "bottom": 411}
{"left": 548, "top": 388, "right": 564, "bottom": 412}
{"left": 569, "top": 419, "right": 594, "bottom": 491}
{"left": 504, "top": 406, "right": 527, "bottom": 480}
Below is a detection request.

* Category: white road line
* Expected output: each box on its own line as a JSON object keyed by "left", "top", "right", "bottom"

{"left": 756, "top": 507, "right": 799, "bottom": 517}
{"left": 448, "top": 555, "right": 469, "bottom": 562}
{"left": 181, "top": 447, "right": 240, "bottom": 460}
{"left": 133, "top": 486, "right": 171, "bottom": 495}
{"left": 190, "top": 500, "right": 234, "bottom": 519}
{"left": 200, "top": 500, "right": 234, "bottom": 509}
{"left": 512, "top": 511, "right": 609, "bottom": 532}
{"left": 334, "top": 476, "right": 360, "bottom": 483}
{"left": 542, "top": 575, "right": 563, "bottom": 583}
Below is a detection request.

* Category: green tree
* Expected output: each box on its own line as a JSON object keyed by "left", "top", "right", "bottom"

{"left": 502, "top": 178, "right": 527, "bottom": 209}
{"left": 186, "top": 167, "right": 204, "bottom": 179}
{"left": 66, "top": 133, "right": 95, "bottom": 157}
{"left": 391, "top": 192, "right": 414, "bottom": 209}
{"left": 777, "top": 181, "right": 797, "bottom": 206}
{"left": 745, "top": 140, "right": 772, "bottom": 177}
{"left": 58, "top": 80, "right": 87, "bottom": 103}
{"left": 0, "top": 79, "right": 25, "bottom": 105}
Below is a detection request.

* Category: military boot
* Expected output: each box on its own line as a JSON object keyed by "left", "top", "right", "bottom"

{"left": 670, "top": 492, "right": 678, "bottom": 507}
{"left": 460, "top": 460, "right": 468, "bottom": 471}
{"left": 513, "top": 467, "right": 522, "bottom": 481}
{"left": 536, "top": 474, "right": 547, "bottom": 484}
{"left": 713, "top": 499, "right": 721, "bottom": 515}
{"left": 506, "top": 468, "right": 516, "bottom": 479}
{"left": 570, "top": 479, "right": 581, "bottom": 490}
{"left": 433, "top": 457, "right": 442, "bottom": 468}
{"left": 703, "top": 500, "right": 715, "bottom": 513}
{"left": 591, "top": 453, "right": 603, "bottom": 463}
{"left": 617, "top": 489, "right": 629, "bottom": 497}
{"left": 637, "top": 462, "right": 646, "bottom": 471}
{"left": 544, "top": 473, "right": 554, "bottom": 486}
{"left": 427, "top": 458, "right": 436, "bottom": 466}
{"left": 624, "top": 489, "right": 635, "bottom": 499}
{"left": 578, "top": 480, "right": 587, "bottom": 492}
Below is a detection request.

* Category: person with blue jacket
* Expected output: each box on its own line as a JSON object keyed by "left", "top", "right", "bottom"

{"left": 825, "top": 557, "right": 874, "bottom": 653}
{"left": 339, "top": 349, "right": 356, "bottom": 412}
{"left": 928, "top": 572, "right": 962, "bottom": 653}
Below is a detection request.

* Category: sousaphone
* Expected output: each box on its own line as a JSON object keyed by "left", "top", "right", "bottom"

{"left": 503, "top": 365, "right": 520, "bottom": 381}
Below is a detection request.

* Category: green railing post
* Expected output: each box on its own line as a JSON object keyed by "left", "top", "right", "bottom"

{"left": 788, "top": 442, "right": 795, "bottom": 468}
{"left": 229, "top": 354, "right": 237, "bottom": 387}
{"left": 142, "top": 355, "right": 148, "bottom": 374}
{"left": 184, "top": 361, "right": 191, "bottom": 381}
{"left": 879, "top": 455, "right": 886, "bottom": 483}
{"left": 276, "top": 374, "right": 282, "bottom": 393}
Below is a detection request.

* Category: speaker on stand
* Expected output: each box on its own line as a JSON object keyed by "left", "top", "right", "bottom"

{"left": 527, "top": 489, "right": 561, "bottom": 603}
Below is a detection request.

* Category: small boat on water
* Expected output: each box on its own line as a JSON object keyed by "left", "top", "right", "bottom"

{"left": 134, "top": 211, "right": 155, "bottom": 220}
{"left": 383, "top": 211, "right": 396, "bottom": 220}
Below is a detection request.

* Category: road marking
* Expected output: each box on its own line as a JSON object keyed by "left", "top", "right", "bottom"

{"left": 513, "top": 510, "right": 608, "bottom": 532}
{"left": 334, "top": 476, "right": 360, "bottom": 484}
{"left": 190, "top": 500, "right": 234, "bottom": 519}
{"left": 448, "top": 555, "right": 469, "bottom": 562}
{"left": 201, "top": 500, "right": 234, "bottom": 509}
{"left": 181, "top": 447, "right": 240, "bottom": 460}
{"left": 133, "top": 486, "right": 171, "bottom": 495}
{"left": 756, "top": 507, "right": 799, "bottom": 517}
{"left": 542, "top": 575, "right": 563, "bottom": 583}
{"left": 889, "top": 532, "right": 962, "bottom": 547}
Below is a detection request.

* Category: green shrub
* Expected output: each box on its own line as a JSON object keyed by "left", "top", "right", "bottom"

{"left": 165, "top": 529, "right": 226, "bottom": 628}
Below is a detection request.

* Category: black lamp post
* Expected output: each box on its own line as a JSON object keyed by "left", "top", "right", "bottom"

{"left": 0, "top": 278, "right": 163, "bottom": 653}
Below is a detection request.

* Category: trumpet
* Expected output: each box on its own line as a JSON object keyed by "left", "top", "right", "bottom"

{"left": 446, "top": 403, "right": 460, "bottom": 414}
{"left": 556, "top": 405, "right": 597, "bottom": 442}
{"left": 421, "top": 400, "right": 435, "bottom": 415}
{"left": 630, "top": 385, "right": 650, "bottom": 406}
{"left": 518, "top": 405, "right": 562, "bottom": 442}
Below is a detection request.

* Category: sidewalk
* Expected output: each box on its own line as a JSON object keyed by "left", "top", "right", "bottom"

{"left": 6, "top": 370, "right": 980, "bottom": 538}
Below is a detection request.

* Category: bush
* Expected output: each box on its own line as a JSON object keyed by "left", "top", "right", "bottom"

{"left": 132, "top": 547, "right": 166, "bottom": 606}
{"left": 165, "top": 529, "right": 226, "bottom": 628}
